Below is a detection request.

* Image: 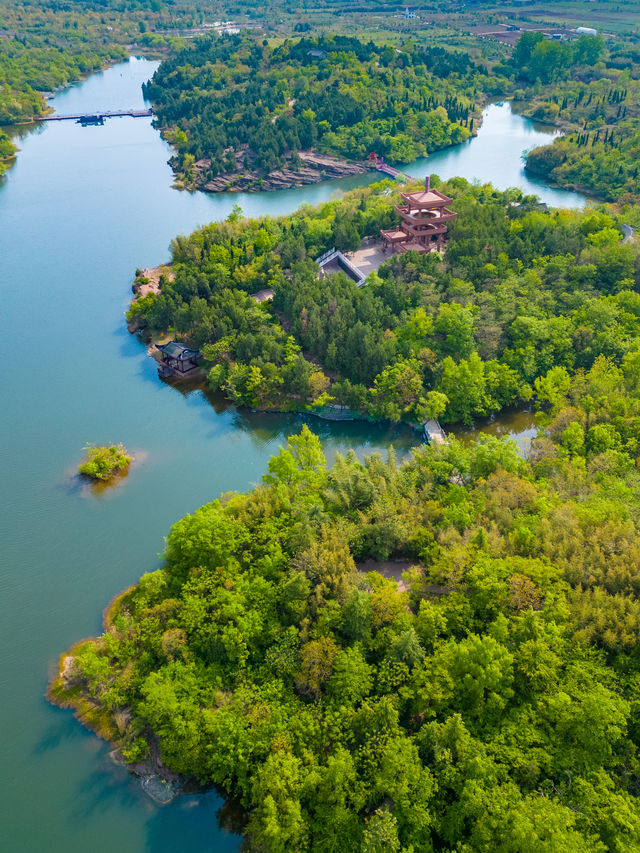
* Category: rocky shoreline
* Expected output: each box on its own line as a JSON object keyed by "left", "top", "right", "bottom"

{"left": 188, "top": 149, "right": 369, "bottom": 193}
{"left": 47, "top": 588, "right": 189, "bottom": 805}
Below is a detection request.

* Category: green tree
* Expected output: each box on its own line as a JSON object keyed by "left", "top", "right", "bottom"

{"left": 327, "top": 646, "right": 373, "bottom": 704}
{"left": 434, "top": 302, "right": 475, "bottom": 358}
{"left": 248, "top": 752, "right": 308, "bottom": 852}
{"left": 295, "top": 636, "right": 340, "bottom": 698}
{"left": 264, "top": 426, "right": 327, "bottom": 490}
{"left": 534, "top": 365, "right": 571, "bottom": 410}
{"left": 362, "top": 808, "right": 401, "bottom": 853}
{"left": 370, "top": 358, "right": 425, "bottom": 422}
{"left": 438, "top": 353, "right": 488, "bottom": 425}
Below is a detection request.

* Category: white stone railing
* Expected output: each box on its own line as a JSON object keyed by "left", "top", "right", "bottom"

{"left": 316, "top": 247, "right": 366, "bottom": 287}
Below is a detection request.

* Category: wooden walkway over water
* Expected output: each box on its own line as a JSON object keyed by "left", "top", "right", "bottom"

{"left": 35, "top": 109, "right": 152, "bottom": 122}
{"left": 374, "top": 161, "right": 412, "bottom": 182}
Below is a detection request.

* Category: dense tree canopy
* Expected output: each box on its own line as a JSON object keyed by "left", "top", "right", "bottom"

{"left": 42, "top": 13, "right": 640, "bottom": 852}
{"left": 513, "top": 35, "right": 640, "bottom": 202}
{"left": 143, "top": 33, "right": 485, "bottom": 188}
{"left": 129, "top": 178, "right": 639, "bottom": 427}
{"left": 0, "top": 0, "right": 135, "bottom": 125}
{"left": 0, "top": 127, "right": 14, "bottom": 173}
{"left": 0, "top": 0, "right": 202, "bottom": 151}
{"left": 510, "top": 32, "right": 605, "bottom": 85}
{"left": 53, "top": 415, "right": 640, "bottom": 851}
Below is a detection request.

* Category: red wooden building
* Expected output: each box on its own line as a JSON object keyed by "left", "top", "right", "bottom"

{"left": 381, "top": 177, "right": 457, "bottom": 255}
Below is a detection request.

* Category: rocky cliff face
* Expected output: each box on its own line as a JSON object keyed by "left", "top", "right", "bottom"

{"left": 192, "top": 150, "right": 368, "bottom": 193}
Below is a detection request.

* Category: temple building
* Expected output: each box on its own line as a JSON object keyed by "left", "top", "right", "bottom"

{"left": 381, "top": 177, "right": 457, "bottom": 254}
{"left": 156, "top": 340, "right": 200, "bottom": 379}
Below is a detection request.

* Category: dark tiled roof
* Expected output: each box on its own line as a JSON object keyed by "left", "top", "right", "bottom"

{"left": 157, "top": 341, "right": 199, "bottom": 360}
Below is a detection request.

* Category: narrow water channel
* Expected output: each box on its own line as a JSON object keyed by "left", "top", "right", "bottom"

{"left": 0, "top": 57, "right": 585, "bottom": 853}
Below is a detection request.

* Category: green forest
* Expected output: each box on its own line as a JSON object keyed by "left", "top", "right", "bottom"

{"left": 0, "top": 0, "right": 135, "bottom": 125}
{"left": 0, "top": 5, "right": 632, "bottom": 192}
{"left": 143, "top": 33, "right": 488, "bottom": 189}
{"left": 0, "top": 0, "right": 201, "bottom": 167}
{"left": 515, "top": 35, "right": 640, "bottom": 201}
{"left": 0, "top": 127, "right": 13, "bottom": 174}
{"left": 0, "top": 0, "right": 138, "bottom": 165}
{"left": 34, "top": 5, "right": 640, "bottom": 851}
{"left": 128, "top": 177, "right": 639, "bottom": 428}
{"left": 52, "top": 410, "right": 640, "bottom": 851}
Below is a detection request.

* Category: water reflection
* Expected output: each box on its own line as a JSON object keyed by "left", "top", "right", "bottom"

{"left": 153, "top": 376, "right": 537, "bottom": 460}
{"left": 144, "top": 791, "right": 242, "bottom": 853}
{"left": 449, "top": 410, "right": 538, "bottom": 457}
{"left": 228, "top": 406, "right": 418, "bottom": 458}
{"left": 403, "top": 101, "right": 585, "bottom": 209}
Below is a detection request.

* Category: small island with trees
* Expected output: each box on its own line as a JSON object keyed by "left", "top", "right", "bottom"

{"left": 77, "top": 444, "right": 133, "bottom": 482}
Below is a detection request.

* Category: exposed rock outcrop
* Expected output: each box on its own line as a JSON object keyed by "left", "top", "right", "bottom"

{"left": 190, "top": 149, "right": 368, "bottom": 193}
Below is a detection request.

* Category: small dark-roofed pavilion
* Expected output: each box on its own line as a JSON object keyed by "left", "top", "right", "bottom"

{"left": 156, "top": 341, "right": 200, "bottom": 378}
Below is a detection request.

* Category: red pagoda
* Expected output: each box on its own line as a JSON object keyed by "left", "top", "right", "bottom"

{"left": 381, "top": 177, "right": 457, "bottom": 254}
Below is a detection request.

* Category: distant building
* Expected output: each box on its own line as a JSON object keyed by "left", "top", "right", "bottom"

{"left": 576, "top": 26, "right": 597, "bottom": 36}
{"left": 307, "top": 48, "right": 328, "bottom": 59}
{"left": 403, "top": 7, "right": 418, "bottom": 18}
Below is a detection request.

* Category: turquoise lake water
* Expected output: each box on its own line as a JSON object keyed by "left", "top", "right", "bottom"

{"left": 0, "top": 57, "right": 585, "bottom": 852}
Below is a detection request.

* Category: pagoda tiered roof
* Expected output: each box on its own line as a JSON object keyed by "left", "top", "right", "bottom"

{"left": 400, "top": 220, "right": 448, "bottom": 238}
{"left": 380, "top": 228, "right": 409, "bottom": 244}
{"left": 395, "top": 206, "right": 457, "bottom": 227}
{"left": 400, "top": 188, "right": 453, "bottom": 209}
{"left": 380, "top": 178, "right": 456, "bottom": 256}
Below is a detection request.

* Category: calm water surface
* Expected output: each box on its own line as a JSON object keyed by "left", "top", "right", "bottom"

{"left": 0, "top": 58, "right": 584, "bottom": 852}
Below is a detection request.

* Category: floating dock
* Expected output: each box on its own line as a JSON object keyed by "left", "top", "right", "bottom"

{"left": 423, "top": 419, "right": 447, "bottom": 445}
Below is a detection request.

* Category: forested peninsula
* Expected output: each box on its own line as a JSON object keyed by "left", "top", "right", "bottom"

{"left": 509, "top": 32, "right": 640, "bottom": 202}
{"left": 51, "top": 415, "right": 640, "bottom": 850}
{"left": 143, "top": 34, "right": 487, "bottom": 192}
{"left": 128, "top": 177, "right": 638, "bottom": 428}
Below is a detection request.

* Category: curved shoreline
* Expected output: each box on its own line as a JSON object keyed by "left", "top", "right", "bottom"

{"left": 31, "top": 60, "right": 573, "bottom": 839}
{"left": 524, "top": 162, "right": 609, "bottom": 204}
{"left": 46, "top": 584, "right": 192, "bottom": 805}
{"left": 47, "top": 585, "right": 136, "bottom": 740}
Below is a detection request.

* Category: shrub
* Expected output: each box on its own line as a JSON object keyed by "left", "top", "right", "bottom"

{"left": 78, "top": 444, "right": 133, "bottom": 481}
